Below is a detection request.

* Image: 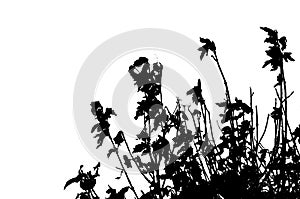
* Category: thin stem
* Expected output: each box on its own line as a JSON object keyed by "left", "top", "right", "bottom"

{"left": 250, "top": 88, "right": 254, "bottom": 150}
{"left": 108, "top": 135, "right": 139, "bottom": 199}
{"left": 211, "top": 51, "right": 231, "bottom": 103}
{"left": 122, "top": 132, "right": 152, "bottom": 184}
{"left": 257, "top": 114, "right": 270, "bottom": 150}
{"left": 255, "top": 106, "right": 259, "bottom": 149}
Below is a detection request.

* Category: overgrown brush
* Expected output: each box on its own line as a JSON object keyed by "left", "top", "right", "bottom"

{"left": 65, "top": 27, "right": 300, "bottom": 199}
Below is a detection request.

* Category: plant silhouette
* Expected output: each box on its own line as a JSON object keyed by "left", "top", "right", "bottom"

{"left": 64, "top": 163, "right": 101, "bottom": 199}
{"left": 66, "top": 27, "right": 300, "bottom": 199}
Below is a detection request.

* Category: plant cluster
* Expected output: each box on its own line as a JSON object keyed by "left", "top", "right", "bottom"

{"left": 65, "top": 27, "right": 300, "bottom": 199}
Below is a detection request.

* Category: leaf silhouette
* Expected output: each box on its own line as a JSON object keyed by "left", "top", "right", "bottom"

{"left": 274, "top": 73, "right": 283, "bottom": 87}
{"left": 94, "top": 132, "right": 106, "bottom": 148}
{"left": 107, "top": 148, "right": 117, "bottom": 158}
{"left": 279, "top": 36, "right": 287, "bottom": 50}
{"left": 136, "top": 128, "right": 150, "bottom": 141}
{"left": 271, "top": 107, "right": 282, "bottom": 120}
{"left": 283, "top": 52, "right": 295, "bottom": 62}
{"left": 133, "top": 142, "right": 150, "bottom": 154}
{"left": 64, "top": 175, "right": 81, "bottom": 190}
{"left": 199, "top": 38, "right": 216, "bottom": 53}
{"left": 114, "top": 131, "right": 124, "bottom": 147}
{"left": 261, "top": 27, "right": 278, "bottom": 45}
{"left": 106, "top": 186, "right": 130, "bottom": 199}
{"left": 181, "top": 111, "right": 188, "bottom": 120}
{"left": 115, "top": 170, "right": 124, "bottom": 180}
{"left": 186, "top": 79, "right": 205, "bottom": 105}
{"left": 91, "top": 123, "right": 100, "bottom": 133}
{"left": 198, "top": 47, "right": 206, "bottom": 60}
{"left": 123, "top": 155, "right": 132, "bottom": 168}
{"left": 152, "top": 135, "right": 169, "bottom": 151}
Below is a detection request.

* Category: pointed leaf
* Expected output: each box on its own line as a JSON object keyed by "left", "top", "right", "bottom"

{"left": 107, "top": 148, "right": 117, "bottom": 158}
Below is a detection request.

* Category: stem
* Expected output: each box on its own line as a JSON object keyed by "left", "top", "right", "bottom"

{"left": 250, "top": 88, "right": 254, "bottom": 150}
{"left": 255, "top": 106, "right": 259, "bottom": 149}
{"left": 211, "top": 50, "right": 236, "bottom": 134}
{"left": 108, "top": 135, "right": 139, "bottom": 199}
{"left": 211, "top": 51, "right": 231, "bottom": 103}
{"left": 122, "top": 132, "right": 152, "bottom": 184}
{"left": 257, "top": 114, "right": 270, "bottom": 150}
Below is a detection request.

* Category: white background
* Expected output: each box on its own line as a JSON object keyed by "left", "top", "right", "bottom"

{"left": 0, "top": 0, "right": 300, "bottom": 198}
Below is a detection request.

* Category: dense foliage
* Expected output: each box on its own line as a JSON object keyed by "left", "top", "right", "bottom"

{"left": 65, "top": 27, "right": 300, "bottom": 199}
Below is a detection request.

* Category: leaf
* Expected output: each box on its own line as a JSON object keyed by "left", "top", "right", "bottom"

{"left": 274, "top": 74, "right": 283, "bottom": 87}
{"left": 199, "top": 37, "right": 216, "bottom": 51}
{"left": 136, "top": 128, "right": 149, "bottom": 141}
{"left": 90, "top": 101, "right": 102, "bottom": 116}
{"left": 260, "top": 27, "right": 277, "bottom": 36}
{"left": 117, "top": 187, "right": 130, "bottom": 198}
{"left": 64, "top": 175, "right": 81, "bottom": 190}
{"left": 106, "top": 185, "right": 117, "bottom": 196}
{"left": 128, "top": 57, "right": 162, "bottom": 90}
{"left": 107, "top": 148, "right": 117, "bottom": 158}
{"left": 133, "top": 57, "right": 148, "bottom": 67}
{"left": 271, "top": 107, "right": 282, "bottom": 120}
{"left": 222, "top": 126, "right": 232, "bottom": 135}
{"left": 200, "top": 37, "right": 211, "bottom": 44}
{"left": 283, "top": 52, "right": 295, "bottom": 62}
{"left": 181, "top": 111, "right": 188, "bottom": 120}
{"left": 114, "top": 131, "right": 124, "bottom": 147}
{"left": 152, "top": 135, "right": 169, "bottom": 151}
{"left": 123, "top": 155, "right": 132, "bottom": 168}
{"left": 115, "top": 170, "right": 124, "bottom": 180}
{"left": 133, "top": 142, "right": 149, "bottom": 153}
{"left": 187, "top": 79, "right": 205, "bottom": 105}
{"left": 105, "top": 108, "right": 117, "bottom": 117}
{"left": 192, "top": 109, "right": 201, "bottom": 116}
{"left": 198, "top": 37, "right": 216, "bottom": 60}
{"left": 266, "top": 46, "right": 281, "bottom": 59}
{"left": 140, "top": 83, "right": 161, "bottom": 97}
{"left": 93, "top": 162, "right": 101, "bottom": 170}
{"left": 279, "top": 36, "right": 287, "bottom": 50}
{"left": 91, "top": 123, "right": 100, "bottom": 133}
{"left": 153, "top": 108, "right": 167, "bottom": 131}
{"left": 292, "top": 125, "right": 300, "bottom": 142}
{"left": 198, "top": 47, "right": 206, "bottom": 60}
{"left": 90, "top": 101, "right": 114, "bottom": 137}
{"left": 151, "top": 63, "right": 163, "bottom": 83}
{"left": 261, "top": 27, "right": 278, "bottom": 45}
{"left": 235, "top": 98, "right": 252, "bottom": 114}
{"left": 135, "top": 97, "right": 162, "bottom": 120}
{"left": 262, "top": 60, "right": 272, "bottom": 68}
{"left": 216, "top": 101, "right": 227, "bottom": 107}
{"left": 94, "top": 132, "right": 107, "bottom": 148}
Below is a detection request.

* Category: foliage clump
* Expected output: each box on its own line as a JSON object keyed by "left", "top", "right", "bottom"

{"left": 65, "top": 27, "right": 300, "bottom": 199}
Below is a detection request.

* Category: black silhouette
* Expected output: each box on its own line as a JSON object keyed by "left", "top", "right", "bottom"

{"left": 106, "top": 186, "right": 130, "bottom": 199}
{"left": 65, "top": 27, "right": 300, "bottom": 199}
{"left": 64, "top": 163, "right": 101, "bottom": 199}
